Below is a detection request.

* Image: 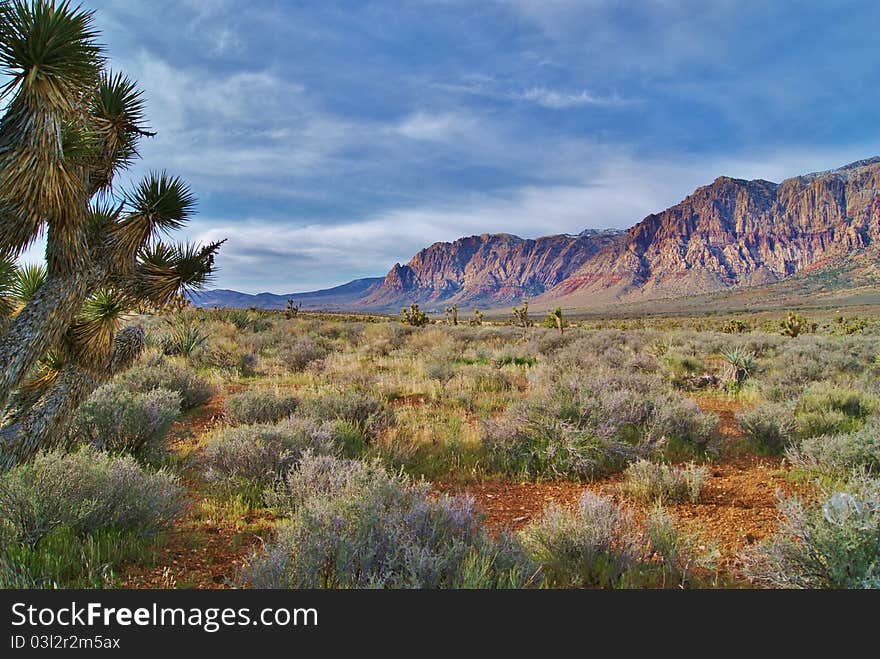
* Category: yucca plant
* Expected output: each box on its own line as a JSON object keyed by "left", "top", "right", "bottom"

{"left": 719, "top": 346, "right": 757, "bottom": 386}
{"left": 0, "top": 1, "right": 222, "bottom": 468}
{"left": 160, "top": 317, "right": 207, "bottom": 358}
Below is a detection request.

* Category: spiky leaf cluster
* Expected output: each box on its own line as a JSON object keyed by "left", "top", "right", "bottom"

{"left": 0, "top": 1, "right": 223, "bottom": 466}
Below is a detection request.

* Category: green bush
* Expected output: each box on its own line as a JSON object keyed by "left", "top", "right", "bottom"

{"left": 787, "top": 421, "right": 880, "bottom": 480}
{"left": 795, "top": 384, "right": 877, "bottom": 437}
{"left": 224, "top": 389, "right": 299, "bottom": 425}
{"left": 242, "top": 454, "right": 538, "bottom": 588}
{"left": 68, "top": 384, "right": 181, "bottom": 462}
{"left": 118, "top": 362, "right": 213, "bottom": 410}
{"left": 276, "top": 336, "right": 325, "bottom": 372}
{"left": 0, "top": 448, "right": 184, "bottom": 549}
{"left": 737, "top": 402, "right": 797, "bottom": 454}
{"left": 741, "top": 475, "right": 880, "bottom": 588}
{"left": 620, "top": 460, "right": 707, "bottom": 504}
{"left": 520, "top": 492, "right": 641, "bottom": 588}
{"left": 484, "top": 416, "right": 644, "bottom": 480}
{"left": 299, "top": 390, "right": 394, "bottom": 442}
{"left": 203, "top": 420, "right": 339, "bottom": 501}
{"left": 483, "top": 369, "right": 717, "bottom": 479}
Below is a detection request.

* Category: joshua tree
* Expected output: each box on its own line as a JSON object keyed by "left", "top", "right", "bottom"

{"left": 0, "top": 1, "right": 222, "bottom": 468}
{"left": 444, "top": 303, "right": 458, "bottom": 326}
{"left": 544, "top": 307, "right": 564, "bottom": 335}
{"left": 511, "top": 300, "right": 531, "bottom": 328}
{"left": 779, "top": 312, "right": 815, "bottom": 338}
{"left": 401, "top": 303, "right": 429, "bottom": 327}
{"left": 285, "top": 299, "right": 302, "bottom": 319}
{"left": 469, "top": 309, "right": 483, "bottom": 326}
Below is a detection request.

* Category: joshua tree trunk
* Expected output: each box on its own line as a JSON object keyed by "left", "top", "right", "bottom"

{"left": 0, "top": 326, "right": 144, "bottom": 469}
{"left": 0, "top": 271, "right": 98, "bottom": 411}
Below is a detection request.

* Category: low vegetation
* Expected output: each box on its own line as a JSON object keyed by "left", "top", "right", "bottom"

{"left": 5, "top": 303, "right": 880, "bottom": 589}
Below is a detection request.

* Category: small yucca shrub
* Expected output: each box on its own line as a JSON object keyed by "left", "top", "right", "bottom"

{"left": 160, "top": 319, "right": 208, "bottom": 358}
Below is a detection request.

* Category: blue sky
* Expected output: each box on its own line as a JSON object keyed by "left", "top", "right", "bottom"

{"left": 21, "top": 0, "right": 880, "bottom": 292}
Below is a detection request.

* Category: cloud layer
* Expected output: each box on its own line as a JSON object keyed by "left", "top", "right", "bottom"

{"left": 12, "top": 1, "right": 880, "bottom": 292}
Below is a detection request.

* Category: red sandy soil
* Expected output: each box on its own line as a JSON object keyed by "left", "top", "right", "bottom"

{"left": 119, "top": 393, "right": 809, "bottom": 587}
{"left": 436, "top": 396, "right": 811, "bottom": 569}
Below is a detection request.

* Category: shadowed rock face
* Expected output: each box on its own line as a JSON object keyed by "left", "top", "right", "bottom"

{"left": 360, "top": 229, "right": 624, "bottom": 310}
{"left": 534, "top": 157, "right": 880, "bottom": 307}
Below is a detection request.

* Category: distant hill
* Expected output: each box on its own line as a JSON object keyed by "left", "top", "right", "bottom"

{"left": 189, "top": 277, "right": 382, "bottom": 310}
{"left": 191, "top": 157, "right": 880, "bottom": 314}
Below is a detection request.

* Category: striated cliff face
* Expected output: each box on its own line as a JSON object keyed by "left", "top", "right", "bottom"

{"left": 193, "top": 157, "right": 880, "bottom": 313}
{"left": 535, "top": 157, "right": 880, "bottom": 307}
{"left": 360, "top": 229, "right": 623, "bottom": 309}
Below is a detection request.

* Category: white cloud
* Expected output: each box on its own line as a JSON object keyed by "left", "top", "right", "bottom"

{"left": 185, "top": 145, "right": 880, "bottom": 293}
{"left": 394, "top": 111, "right": 480, "bottom": 141}
{"left": 514, "top": 87, "right": 630, "bottom": 108}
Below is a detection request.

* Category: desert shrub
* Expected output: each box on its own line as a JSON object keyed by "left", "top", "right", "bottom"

{"left": 484, "top": 370, "right": 717, "bottom": 478}
{"left": 425, "top": 361, "right": 455, "bottom": 383}
{"left": 741, "top": 475, "right": 880, "bottom": 588}
{"left": 484, "top": 415, "right": 645, "bottom": 480}
{"left": 203, "top": 420, "right": 339, "bottom": 500}
{"left": 0, "top": 448, "right": 184, "bottom": 548}
{"left": 358, "top": 322, "right": 408, "bottom": 357}
{"left": 468, "top": 365, "right": 513, "bottom": 393}
{"left": 224, "top": 389, "right": 299, "bottom": 425}
{"left": 662, "top": 352, "right": 705, "bottom": 388}
{"left": 648, "top": 394, "right": 719, "bottom": 458}
{"left": 68, "top": 384, "right": 181, "bottom": 462}
{"left": 620, "top": 460, "right": 707, "bottom": 504}
{"left": 243, "top": 455, "right": 538, "bottom": 588}
{"left": 276, "top": 336, "right": 325, "bottom": 372}
{"left": 787, "top": 421, "right": 880, "bottom": 480}
{"left": 520, "top": 492, "right": 641, "bottom": 588}
{"left": 795, "top": 384, "right": 878, "bottom": 437}
{"left": 300, "top": 390, "right": 394, "bottom": 441}
{"left": 195, "top": 334, "right": 249, "bottom": 373}
{"left": 640, "top": 505, "right": 707, "bottom": 589}
{"left": 117, "top": 362, "right": 213, "bottom": 410}
{"left": 737, "top": 403, "right": 797, "bottom": 454}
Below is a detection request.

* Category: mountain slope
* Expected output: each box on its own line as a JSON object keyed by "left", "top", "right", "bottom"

{"left": 534, "top": 157, "right": 880, "bottom": 309}
{"left": 360, "top": 229, "right": 623, "bottom": 311}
